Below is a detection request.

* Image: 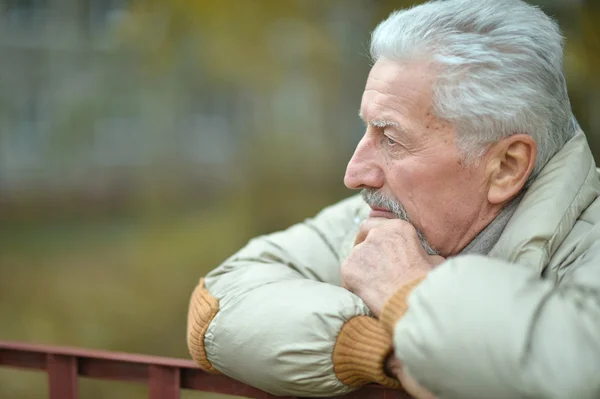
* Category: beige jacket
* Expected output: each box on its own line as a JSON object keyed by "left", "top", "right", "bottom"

{"left": 187, "top": 131, "right": 600, "bottom": 398}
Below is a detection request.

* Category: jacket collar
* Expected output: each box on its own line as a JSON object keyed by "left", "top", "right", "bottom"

{"left": 488, "top": 130, "right": 600, "bottom": 272}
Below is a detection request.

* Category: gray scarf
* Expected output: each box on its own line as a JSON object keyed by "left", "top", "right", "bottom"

{"left": 460, "top": 192, "right": 524, "bottom": 255}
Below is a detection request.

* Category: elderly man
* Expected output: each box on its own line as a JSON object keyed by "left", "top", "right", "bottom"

{"left": 187, "top": 0, "right": 600, "bottom": 398}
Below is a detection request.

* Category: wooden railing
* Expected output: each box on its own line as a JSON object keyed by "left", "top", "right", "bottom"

{"left": 0, "top": 340, "right": 410, "bottom": 399}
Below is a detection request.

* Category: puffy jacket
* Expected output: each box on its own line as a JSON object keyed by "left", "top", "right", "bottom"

{"left": 187, "top": 130, "right": 600, "bottom": 398}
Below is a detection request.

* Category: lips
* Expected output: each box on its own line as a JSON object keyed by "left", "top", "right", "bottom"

{"left": 368, "top": 208, "right": 396, "bottom": 218}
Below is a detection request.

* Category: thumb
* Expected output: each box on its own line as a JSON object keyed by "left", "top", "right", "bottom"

{"left": 354, "top": 217, "right": 391, "bottom": 246}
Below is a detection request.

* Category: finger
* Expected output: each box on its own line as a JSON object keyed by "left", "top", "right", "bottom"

{"left": 384, "top": 354, "right": 403, "bottom": 377}
{"left": 354, "top": 217, "right": 391, "bottom": 246}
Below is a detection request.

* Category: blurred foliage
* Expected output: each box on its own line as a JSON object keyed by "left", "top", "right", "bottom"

{"left": 0, "top": 0, "right": 599, "bottom": 398}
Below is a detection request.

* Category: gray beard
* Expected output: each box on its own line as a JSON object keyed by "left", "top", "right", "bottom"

{"left": 361, "top": 189, "right": 439, "bottom": 256}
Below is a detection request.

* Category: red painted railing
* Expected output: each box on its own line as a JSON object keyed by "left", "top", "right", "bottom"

{"left": 0, "top": 340, "right": 410, "bottom": 399}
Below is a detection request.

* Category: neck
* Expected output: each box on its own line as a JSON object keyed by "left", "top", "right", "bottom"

{"left": 458, "top": 192, "right": 525, "bottom": 256}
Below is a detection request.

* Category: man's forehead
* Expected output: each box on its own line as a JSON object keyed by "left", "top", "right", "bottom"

{"left": 358, "top": 89, "right": 410, "bottom": 130}
{"left": 361, "top": 61, "right": 436, "bottom": 123}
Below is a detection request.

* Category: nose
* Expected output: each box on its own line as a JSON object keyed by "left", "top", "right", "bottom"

{"left": 344, "top": 134, "right": 384, "bottom": 190}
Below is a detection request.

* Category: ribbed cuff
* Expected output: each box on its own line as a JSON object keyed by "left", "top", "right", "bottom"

{"left": 333, "top": 316, "right": 401, "bottom": 389}
{"left": 187, "top": 278, "right": 221, "bottom": 374}
{"left": 380, "top": 276, "right": 427, "bottom": 334}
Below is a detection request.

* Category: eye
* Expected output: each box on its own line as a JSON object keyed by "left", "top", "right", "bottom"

{"left": 385, "top": 135, "right": 397, "bottom": 146}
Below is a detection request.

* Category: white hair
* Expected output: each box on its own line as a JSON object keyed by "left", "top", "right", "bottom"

{"left": 371, "top": 0, "right": 577, "bottom": 182}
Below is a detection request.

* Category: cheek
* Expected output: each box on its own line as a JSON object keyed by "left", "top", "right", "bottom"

{"left": 431, "top": 164, "right": 488, "bottom": 222}
{"left": 389, "top": 159, "right": 483, "bottom": 224}
{"left": 390, "top": 159, "right": 461, "bottom": 196}
{"left": 385, "top": 163, "right": 435, "bottom": 220}
{"left": 385, "top": 163, "right": 418, "bottom": 197}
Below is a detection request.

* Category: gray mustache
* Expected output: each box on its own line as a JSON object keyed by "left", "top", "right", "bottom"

{"left": 360, "top": 189, "right": 439, "bottom": 256}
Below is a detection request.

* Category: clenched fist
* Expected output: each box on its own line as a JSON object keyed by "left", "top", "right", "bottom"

{"left": 341, "top": 217, "right": 445, "bottom": 317}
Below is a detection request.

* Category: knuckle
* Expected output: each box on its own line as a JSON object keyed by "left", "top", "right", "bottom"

{"left": 389, "top": 219, "right": 407, "bottom": 231}
{"left": 359, "top": 220, "right": 371, "bottom": 231}
{"left": 396, "top": 219, "right": 416, "bottom": 234}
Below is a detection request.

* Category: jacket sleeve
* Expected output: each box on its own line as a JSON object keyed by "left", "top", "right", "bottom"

{"left": 187, "top": 195, "right": 400, "bottom": 396}
{"left": 387, "top": 249, "right": 600, "bottom": 399}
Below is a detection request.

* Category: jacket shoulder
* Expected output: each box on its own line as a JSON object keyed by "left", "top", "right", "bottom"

{"left": 550, "top": 195, "right": 600, "bottom": 280}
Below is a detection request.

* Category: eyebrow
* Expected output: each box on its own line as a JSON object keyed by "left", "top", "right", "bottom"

{"left": 358, "top": 110, "right": 405, "bottom": 131}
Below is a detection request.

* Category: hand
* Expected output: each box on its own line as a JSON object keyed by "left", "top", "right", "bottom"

{"left": 341, "top": 218, "right": 444, "bottom": 317}
{"left": 386, "top": 355, "right": 436, "bottom": 399}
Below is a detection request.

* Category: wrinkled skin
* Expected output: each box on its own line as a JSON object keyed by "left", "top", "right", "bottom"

{"left": 342, "top": 217, "right": 444, "bottom": 318}
{"left": 342, "top": 217, "right": 441, "bottom": 398}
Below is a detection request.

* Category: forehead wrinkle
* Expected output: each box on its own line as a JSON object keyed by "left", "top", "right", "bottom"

{"left": 365, "top": 74, "right": 399, "bottom": 92}
{"left": 363, "top": 89, "right": 408, "bottom": 115}
{"left": 364, "top": 69, "right": 428, "bottom": 117}
{"left": 361, "top": 97, "right": 410, "bottom": 132}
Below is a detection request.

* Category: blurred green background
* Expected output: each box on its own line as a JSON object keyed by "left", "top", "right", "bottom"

{"left": 0, "top": 0, "right": 598, "bottom": 398}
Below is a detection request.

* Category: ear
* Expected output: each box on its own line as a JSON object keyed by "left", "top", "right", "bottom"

{"left": 487, "top": 134, "right": 537, "bottom": 205}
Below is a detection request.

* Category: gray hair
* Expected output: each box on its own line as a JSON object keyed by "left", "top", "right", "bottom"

{"left": 370, "top": 0, "right": 577, "bottom": 183}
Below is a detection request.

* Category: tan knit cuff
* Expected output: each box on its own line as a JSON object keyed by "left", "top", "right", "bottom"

{"left": 333, "top": 316, "right": 401, "bottom": 389}
{"left": 380, "top": 276, "right": 427, "bottom": 334}
{"left": 187, "top": 278, "right": 221, "bottom": 374}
